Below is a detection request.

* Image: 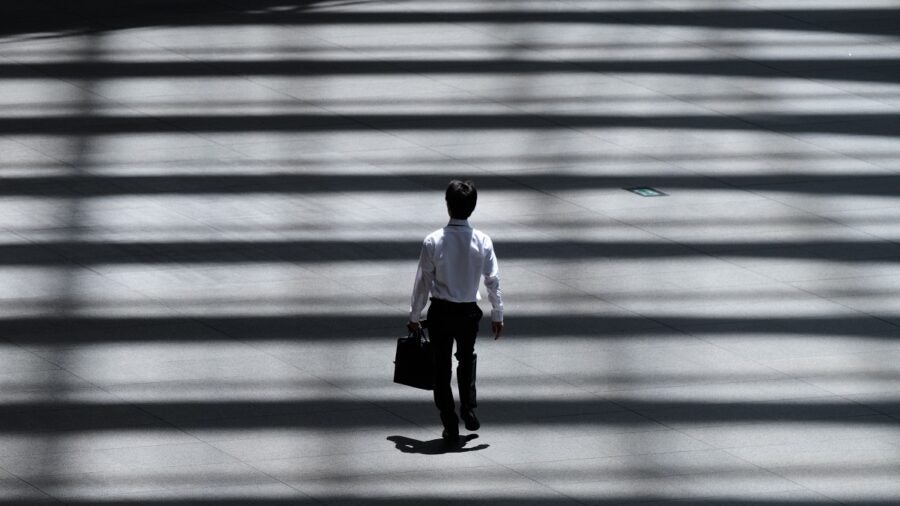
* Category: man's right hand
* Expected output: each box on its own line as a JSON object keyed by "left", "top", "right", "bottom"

{"left": 407, "top": 321, "right": 422, "bottom": 334}
{"left": 492, "top": 321, "right": 504, "bottom": 340}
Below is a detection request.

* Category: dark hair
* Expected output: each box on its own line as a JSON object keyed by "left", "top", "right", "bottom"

{"left": 445, "top": 179, "right": 477, "bottom": 219}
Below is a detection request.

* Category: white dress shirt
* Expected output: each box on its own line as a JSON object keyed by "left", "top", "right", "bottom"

{"left": 409, "top": 219, "right": 503, "bottom": 323}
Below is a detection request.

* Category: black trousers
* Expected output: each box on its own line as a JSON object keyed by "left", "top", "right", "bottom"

{"left": 427, "top": 298, "right": 482, "bottom": 421}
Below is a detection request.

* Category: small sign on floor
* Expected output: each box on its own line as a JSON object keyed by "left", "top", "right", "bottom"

{"left": 625, "top": 187, "right": 667, "bottom": 197}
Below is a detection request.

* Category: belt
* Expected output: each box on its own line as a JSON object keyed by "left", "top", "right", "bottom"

{"left": 430, "top": 297, "right": 477, "bottom": 307}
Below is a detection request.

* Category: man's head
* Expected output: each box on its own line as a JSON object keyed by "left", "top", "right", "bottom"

{"left": 445, "top": 179, "right": 477, "bottom": 219}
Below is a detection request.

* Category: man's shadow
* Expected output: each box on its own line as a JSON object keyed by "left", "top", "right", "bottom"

{"left": 387, "top": 434, "right": 489, "bottom": 455}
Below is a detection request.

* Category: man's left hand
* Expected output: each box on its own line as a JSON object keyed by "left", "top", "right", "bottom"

{"left": 492, "top": 321, "right": 504, "bottom": 340}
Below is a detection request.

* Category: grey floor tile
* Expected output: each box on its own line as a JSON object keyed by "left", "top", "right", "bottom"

{"left": 510, "top": 449, "right": 754, "bottom": 486}
{"left": 605, "top": 379, "right": 838, "bottom": 410}
{"left": 766, "top": 350, "right": 900, "bottom": 396}
{"left": 428, "top": 135, "right": 635, "bottom": 172}
{"left": 297, "top": 464, "right": 538, "bottom": 501}
{"left": 698, "top": 330, "right": 900, "bottom": 363}
{"left": 750, "top": 176, "right": 900, "bottom": 213}
{"left": 680, "top": 415, "right": 900, "bottom": 449}
{"left": 0, "top": 449, "right": 128, "bottom": 479}
{"left": 629, "top": 395, "right": 879, "bottom": 431}
{"left": 845, "top": 393, "right": 900, "bottom": 419}
{"left": 102, "top": 442, "right": 240, "bottom": 470}
{"left": 27, "top": 462, "right": 296, "bottom": 502}
{"left": 821, "top": 206, "right": 900, "bottom": 241}
{"left": 484, "top": 431, "right": 711, "bottom": 466}
{"left": 487, "top": 404, "right": 661, "bottom": 435}
{"left": 0, "top": 347, "right": 60, "bottom": 376}
{"left": 226, "top": 130, "right": 421, "bottom": 157}
{"left": 0, "top": 467, "right": 53, "bottom": 502}
{"left": 108, "top": 483, "right": 307, "bottom": 503}
{"left": 182, "top": 407, "right": 413, "bottom": 443}
{"left": 57, "top": 350, "right": 311, "bottom": 387}
{"left": 669, "top": 468, "right": 809, "bottom": 497}
{"left": 0, "top": 430, "right": 200, "bottom": 460}
{"left": 0, "top": 402, "right": 167, "bottom": 435}
{"left": 389, "top": 125, "right": 585, "bottom": 151}
{"left": 774, "top": 468, "right": 900, "bottom": 504}
{"left": 609, "top": 201, "right": 877, "bottom": 247}
{"left": 792, "top": 276, "right": 900, "bottom": 318}
{"left": 209, "top": 428, "right": 429, "bottom": 462}
{"left": 322, "top": 484, "right": 580, "bottom": 506}
{"left": 249, "top": 448, "right": 496, "bottom": 486}
{"left": 520, "top": 475, "right": 687, "bottom": 504}
{"left": 725, "top": 437, "right": 900, "bottom": 469}
{"left": 714, "top": 255, "right": 900, "bottom": 283}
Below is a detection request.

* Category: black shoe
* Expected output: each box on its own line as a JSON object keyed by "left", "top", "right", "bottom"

{"left": 439, "top": 409, "right": 459, "bottom": 443}
{"left": 461, "top": 408, "right": 480, "bottom": 431}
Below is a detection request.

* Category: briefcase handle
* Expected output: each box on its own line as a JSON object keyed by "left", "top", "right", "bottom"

{"left": 409, "top": 327, "right": 429, "bottom": 346}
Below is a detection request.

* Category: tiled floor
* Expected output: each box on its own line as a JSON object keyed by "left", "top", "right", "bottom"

{"left": 1, "top": 0, "right": 899, "bottom": 504}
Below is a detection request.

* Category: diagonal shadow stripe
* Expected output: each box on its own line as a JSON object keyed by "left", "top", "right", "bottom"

{"left": 0, "top": 314, "right": 896, "bottom": 342}
{"left": 0, "top": 239, "right": 898, "bottom": 265}
{"left": 0, "top": 399, "right": 894, "bottom": 433}
{"left": 0, "top": 113, "right": 897, "bottom": 137}
{"left": 2, "top": 173, "right": 898, "bottom": 197}
{"left": 1, "top": 499, "right": 896, "bottom": 506}
{"left": 3, "top": 58, "right": 898, "bottom": 80}
{"left": 2, "top": 4, "right": 898, "bottom": 37}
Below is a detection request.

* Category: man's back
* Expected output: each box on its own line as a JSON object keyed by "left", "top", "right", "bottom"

{"left": 422, "top": 220, "right": 497, "bottom": 307}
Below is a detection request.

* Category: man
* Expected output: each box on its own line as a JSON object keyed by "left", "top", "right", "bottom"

{"left": 408, "top": 179, "right": 504, "bottom": 444}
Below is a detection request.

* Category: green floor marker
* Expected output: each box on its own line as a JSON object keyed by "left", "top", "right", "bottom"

{"left": 625, "top": 187, "right": 667, "bottom": 197}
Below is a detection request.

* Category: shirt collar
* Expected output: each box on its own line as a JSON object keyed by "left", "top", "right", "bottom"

{"left": 447, "top": 218, "right": 471, "bottom": 228}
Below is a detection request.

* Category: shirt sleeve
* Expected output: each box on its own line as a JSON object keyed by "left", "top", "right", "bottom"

{"left": 409, "top": 238, "right": 435, "bottom": 323}
{"left": 482, "top": 237, "right": 503, "bottom": 322}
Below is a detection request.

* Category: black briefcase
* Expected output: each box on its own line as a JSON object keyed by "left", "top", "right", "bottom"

{"left": 393, "top": 327, "right": 435, "bottom": 390}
